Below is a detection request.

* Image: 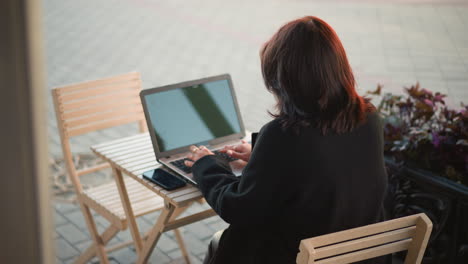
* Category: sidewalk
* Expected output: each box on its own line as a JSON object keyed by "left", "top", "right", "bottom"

{"left": 45, "top": 0, "right": 468, "bottom": 263}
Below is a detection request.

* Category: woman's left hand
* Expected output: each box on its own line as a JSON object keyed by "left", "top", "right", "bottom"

{"left": 184, "top": 145, "right": 214, "bottom": 167}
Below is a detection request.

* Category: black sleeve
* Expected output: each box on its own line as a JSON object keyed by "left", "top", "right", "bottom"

{"left": 192, "top": 122, "right": 287, "bottom": 226}
{"left": 251, "top": 132, "right": 258, "bottom": 148}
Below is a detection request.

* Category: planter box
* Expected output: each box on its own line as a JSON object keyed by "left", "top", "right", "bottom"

{"left": 385, "top": 157, "right": 468, "bottom": 264}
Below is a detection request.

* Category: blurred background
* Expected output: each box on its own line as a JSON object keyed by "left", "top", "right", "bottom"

{"left": 45, "top": 0, "right": 468, "bottom": 155}
{"left": 43, "top": 0, "right": 468, "bottom": 263}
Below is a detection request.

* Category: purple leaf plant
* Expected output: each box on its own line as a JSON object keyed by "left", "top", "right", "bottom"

{"left": 367, "top": 83, "right": 468, "bottom": 186}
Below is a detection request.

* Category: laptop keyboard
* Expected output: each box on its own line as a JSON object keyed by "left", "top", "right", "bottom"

{"left": 170, "top": 150, "right": 238, "bottom": 174}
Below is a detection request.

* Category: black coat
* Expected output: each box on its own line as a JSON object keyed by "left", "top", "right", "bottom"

{"left": 192, "top": 113, "right": 388, "bottom": 264}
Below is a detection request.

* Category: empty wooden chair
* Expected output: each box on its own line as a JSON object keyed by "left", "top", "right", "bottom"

{"left": 297, "top": 213, "right": 432, "bottom": 264}
{"left": 52, "top": 72, "right": 189, "bottom": 264}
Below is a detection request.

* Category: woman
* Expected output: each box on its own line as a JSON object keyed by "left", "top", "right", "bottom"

{"left": 184, "top": 16, "right": 388, "bottom": 264}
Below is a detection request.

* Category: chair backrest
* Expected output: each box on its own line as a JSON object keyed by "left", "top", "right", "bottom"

{"left": 296, "top": 213, "right": 432, "bottom": 264}
{"left": 51, "top": 72, "right": 147, "bottom": 192}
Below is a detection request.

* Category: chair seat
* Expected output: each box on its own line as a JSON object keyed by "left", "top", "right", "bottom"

{"left": 81, "top": 176, "right": 164, "bottom": 229}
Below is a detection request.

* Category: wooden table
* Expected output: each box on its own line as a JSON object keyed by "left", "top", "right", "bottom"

{"left": 91, "top": 133, "right": 217, "bottom": 264}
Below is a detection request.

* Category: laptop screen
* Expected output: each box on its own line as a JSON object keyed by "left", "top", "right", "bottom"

{"left": 143, "top": 78, "right": 242, "bottom": 152}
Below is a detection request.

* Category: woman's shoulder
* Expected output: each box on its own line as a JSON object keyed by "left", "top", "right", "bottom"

{"left": 366, "top": 110, "right": 381, "bottom": 121}
{"left": 259, "top": 113, "right": 382, "bottom": 137}
{"left": 254, "top": 119, "right": 289, "bottom": 144}
{"left": 363, "top": 111, "right": 383, "bottom": 129}
{"left": 259, "top": 119, "right": 285, "bottom": 136}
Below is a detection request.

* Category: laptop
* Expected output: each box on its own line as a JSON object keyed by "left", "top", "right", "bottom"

{"left": 140, "top": 74, "right": 246, "bottom": 185}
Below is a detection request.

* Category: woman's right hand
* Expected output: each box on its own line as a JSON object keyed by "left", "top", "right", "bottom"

{"left": 220, "top": 140, "right": 252, "bottom": 162}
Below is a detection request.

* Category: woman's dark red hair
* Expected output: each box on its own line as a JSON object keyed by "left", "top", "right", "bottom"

{"left": 260, "top": 16, "right": 374, "bottom": 134}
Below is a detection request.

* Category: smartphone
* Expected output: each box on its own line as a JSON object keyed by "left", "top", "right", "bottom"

{"left": 142, "top": 168, "right": 186, "bottom": 191}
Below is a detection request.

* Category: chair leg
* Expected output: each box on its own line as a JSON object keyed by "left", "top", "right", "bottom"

{"left": 174, "top": 229, "right": 191, "bottom": 264}
{"left": 170, "top": 206, "right": 191, "bottom": 264}
{"left": 137, "top": 202, "right": 176, "bottom": 264}
{"left": 112, "top": 168, "right": 143, "bottom": 253}
{"left": 79, "top": 202, "right": 110, "bottom": 264}
{"left": 75, "top": 225, "right": 120, "bottom": 264}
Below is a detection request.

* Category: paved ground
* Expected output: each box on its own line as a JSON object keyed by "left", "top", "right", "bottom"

{"left": 44, "top": 0, "right": 468, "bottom": 263}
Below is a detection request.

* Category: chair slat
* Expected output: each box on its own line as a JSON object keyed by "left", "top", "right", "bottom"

{"left": 79, "top": 193, "right": 125, "bottom": 228}
{"left": 314, "top": 226, "right": 416, "bottom": 259}
{"left": 117, "top": 151, "right": 155, "bottom": 166}
{"left": 307, "top": 215, "right": 419, "bottom": 248}
{"left": 316, "top": 239, "right": 412, "bottom": 264}
{"left": 100, "top": 139, "right": 151, "bottom": 157}
{"left": 91, "top": 133, "right": 148, "bottom": 150}
{"left": 113, "top": 148, "right": 155, "bottom": 164}
{"left": 62, "top": 99, "right": 141, "bottom": 120}
{"left": 54, "top": 72, "right": 140, "bottom": 94}
{"left": 93, "top": 133, "right": 150, "bottom": 152}
{"left": 59, "top": 89, "right": 139, "bottom": 112}
{"left": 156, "top": 184, "right": 193, "bottom": 196}
{"left": 117, "top": 155, "right": 156, "bottom": 168}
{"left": 124, "top": 159, "right": 161, "bottom": 172}
{"left": 58, "top": 80, "right": 140, "bottom": 102}
{"left": 166, "top": 186, "right": 200, "bottom": 198}
{"left": 65, "top": 107, "right": 143, "bottom": 130}
{"left": 133, "top": 199, "right": 165, "bottom": 217}
{"left": 76, "top": 163, "right": 111, "bottom": 176}
{"left": 101, "top": 141, "right": 151, "bottom": 160}
{"left": 173, "top": 190, "right": 203, "bottom": 204}
{"left": 67, "top": 114, "right": 142, "bottom": 137}
{"left": 92, "top": 182, "right": 143, "bottom": 201}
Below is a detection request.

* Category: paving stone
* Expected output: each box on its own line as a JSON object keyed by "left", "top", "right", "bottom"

{"left": 93, "top": 214, "right": 111, "bottom": 229}
{"left": 196, "top": 253, "right": 207, "bottom": 263}
{"left": 166, "top": 250, "right": 183, "bottom": 262}
{"left": 201, "top": 215, "right": 221, "bottom": 225}
{"left": 156, "top": 233, "right": 179, "bottom": 253}
{"left": 63, "top": 210, "right": 88, "bottom": 230}
{"left": 116, "top": 229, "right": 132, "bottom": 242}
{"left": 147, "top": 248, "right": 171, "bottom": 264}
{"left": 55, "top": 238, "right": 80, "bottom": 260}
{"left": 87, "top": 258, "right": 119, "bottom": 264}
{"left": 189, "top": 254, "right": 204, "bottom": 264}
{"left": 55, "top": 211, "right": 68, "bottom": 226}
{"left": 55, "top": 202, "right": 80, "bottom": 214}
{"left": 164, "top": 229, "right": 176, "bottom": 240}
{"left": 136, "top": 217, "right": 154, "bottom": 234}
{"left": 88, "top": 259, "right": 119, "bottom": 264}
{"left": 141, "top": 211, "right": 161, "bottom": 224}
{"left": 108, "top": 235, "right": 124, "bottom": 247}
{"left": 166, "top": 252, "right": 202, "bottom": 264}
{"left": 186, "top": 221, "right": 217, "bottom": 240}
{"left": 166, "top": 257, "right": 188, "bottom": 264}
{"left": 56, "top": 223, "right": 89, "bottom": 244}
{"left": 74, "top": 239, "right": 92, "bottom": 253}
{"left": 95, "top": 221, "right": 107, "bottom": 234}
{"left": 64, "top": 257, "right": 81, "bottom": 264}
{"left": 181, "top": 232, "right": 210, "bottom": 256}
{"left": 109, "top": 247, "right": 137, "bottom": 264}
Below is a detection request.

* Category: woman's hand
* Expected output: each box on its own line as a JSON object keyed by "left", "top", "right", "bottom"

{"left": 184, "top": 145, "right": 214, "bottom": 167}
{"left": 220, "top": 140, "right": 252, "bottom": 162}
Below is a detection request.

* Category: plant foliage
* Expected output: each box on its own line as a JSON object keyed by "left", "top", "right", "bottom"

{"left": 368, "top": 84, "right": 468, "bottom": 186}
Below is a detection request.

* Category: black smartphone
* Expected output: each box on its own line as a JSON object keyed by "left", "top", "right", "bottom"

{"left": 142, "top": 168, "right": 186, "bottom": 191}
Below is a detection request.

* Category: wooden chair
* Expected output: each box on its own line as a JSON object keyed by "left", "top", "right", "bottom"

{"left": 296, "top": 213, "right": 432, "bottom": 264}
{"left": 52, "top": 72, "right": 189, "bottom": 264}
